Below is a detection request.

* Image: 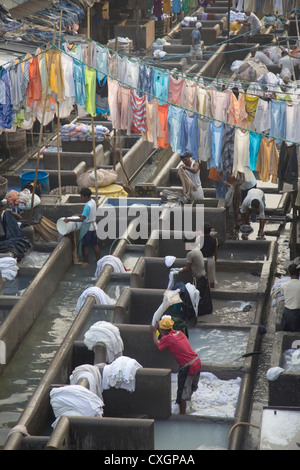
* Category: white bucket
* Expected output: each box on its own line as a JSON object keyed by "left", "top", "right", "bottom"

{"left": 56, "top": 217, "right": 82, "bottom": 235}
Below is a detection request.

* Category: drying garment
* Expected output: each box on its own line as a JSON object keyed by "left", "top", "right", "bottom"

{"left": 102, "top": 356, "right": 143, "bottom": 392}
{"left": 227, "top": 91, "right": 248, "bottom": 127}
{"left": 95, "top": 76, "right": 109, "bottom": 115}
{"left": 96, "top": 45, "right": 108, "bottom": 82}
{"left": 75, "top": 287, "right": 115, "bottom": 315}
{"left": 8, "top": 61, "right": 24, "bottom": 111}
{"left": 45, "top": 50, "right": 64, "bottom": 103}
{"left": 157, "top": 103, "right": 169, "bottom": 149}
{"left": 172, "top": 0, "right": 181, "bottom": 13}
{"left": 0, "top": 67, "right": 13, "bottom": 129}
{"left": 253, "top": 98, "right": 271, "bottom": 134}
{"left": 118, "top": 85, "right": 131, "bottom": 131}
{"left": 196, "top": 87, "right": 211, "bottom": 118}
{"left": 138, "top": 64, "right": 154, "bottom": 98}
{"left": 50, "top": 384, "right": 104, "bottom": 428}
{"left": 116, "top": 55, "right": 128, "bottom": 84}
{"left": 72, "top": 59, "right": 88, "bottom": 107}
{"left": 209, "top": 121, "right": 224, "bottom": 170}
{"left": 84, "top": 67, "right": 97, "bottom": 117}
{"left": 94, "top": 255, "right": 127, "bottom": 278}
{"left": 0, "top": 257, "right": 18, "bottom": 280}
{"left": 153, "top": 69, "right": 170, "bottom": 105}
{"left": 256, "top": 137, "right": 279, "bottom": 183}
{"left": 168, "top": 75, "right": 185, "bottom": 105}
{"left": 180, "top": 79, "right": 198, "bottom": 113}
{"left": 245, "top": 94, "right": 260, "bottom": 122}
{"left": 221, "top": 124, "right": 236, "bottom": 175}
{"left": 128, "top": 90, "right": 147, "bottom": 134}
{"left": 198, "top": 118, "right": 211, "bottom": 162}
{"left": 143, "top": 98, "right": 163, "bottom": 148}
{"left": 269, "top": 99, "right": 286, "bottom": 143}
{"left": 107, "top": 77, "right": 121, "bottom": 129}
{"left": 126, "top": 60, "right": 140, "bottom": 90}
{"left": 249, "top": 132, "right": 263, "bottom": 172}
{"left": 278, "top": 143, "right": 298, "bottom": 192}
{"left": 180, "top": 112, "right": 200, "bottom": 160}
{"left": 167, "top": 105, "right": 184, "bottom": 154}
{"left": 152, "top": 289, "right": 183, "bottom": 326}
{"left": 69, "top": 364, "right": 103, "bottom": 399}
{"left": 61, "top": 52, "right": 75, "bottom": 103}
{"left": 232, "top": 129, "right": 250, "bottom": 178}
{"left": 83, "top": 321, "right": 124, "bottom": 364}
{"left": 286, "top": 102, "right": 300, "bottom": 145}
{"left": 210, "top": 88, "right": 231, "bottom": 123}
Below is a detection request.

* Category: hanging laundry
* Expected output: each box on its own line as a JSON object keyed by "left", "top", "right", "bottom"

{"left": 75, "top": 287, "right": 115, "bottom": 315}
{"left": 144, "top": 98, "right": 163, "bottom": 148}
{"left": 153, "top": 68, "right": 170, "bottom": 105}
{"left": 0, "top": 67, "right": 13, "bottom": 130}
{"left": 157, "top": 102, "right": 169, "bottom": 149}
{"left": 286, "top": 102, "right": 300, "bottom": 145}
{"left": 278, "top": 142, "right": 298, "bottom": 192}
{"left": 180, "top": 111, "right": 200, "bottom": 159}
{"left": 94, "top": 255, "right": 128, "bottom": 278}
{"left": 167, "top": 105, "right": 184, "bottom": 154}
{"left": 83, "top": 321, "right": 124, "bottom": 364}
{"left": 138, "top": 64, "right": 154, "bottom": 99}
{"left": 180, "top": 79, "right": 198, "bottom": 113}
{"left": 84, "top": 67, "right": 97, "bottom": 117}
{"left": 129, "top": 89, "right": 147, "bottom": 134}
{"left": 245, "top": 94, "right": 259, "bottom": 124}
{"left": 221, "top": 124, "right": 236, "bottom": 175}
{"left": 118, "top": 84, "right": 131, "bottom": 132}
{"left": 198, "top": 118, "right": 211, "bottom": 162}
{"left": 209, "top": 121, "right": 224, "bottom": 169}
{"left": 232, "top": 129, "right": 250, "bottom": 179}
{"left": 249, "top": 131, "right": 263, "bottom": 172}
{"left": 227, "top": 90, "right": 248, "bottom": 127}
{"left": 102, "top": 356, "right": 142, "bottom": 392}
{"left": 269, "top": 99, "right": 286, "bottom": 143}
{"left": 168, "top": 75, "right": 185, "bottom": 105}
{"left": 107, "top": 77, "right": 120, "bottom": 129}
{"left": 210, "top": 88, "right": 231, "bottom": 123}
{"left": 256, "top": 137, "right": 279, "bottom": 183}
{"left": 253, "top": 98, "right": 271, "bottom": 134}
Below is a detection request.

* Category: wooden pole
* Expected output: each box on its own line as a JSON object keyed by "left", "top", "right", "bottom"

{"left": 87, "top": 7, "right": 99, "bottom": 204}
{"left": 57, "top": 9, "right": 63, "bottom": 201}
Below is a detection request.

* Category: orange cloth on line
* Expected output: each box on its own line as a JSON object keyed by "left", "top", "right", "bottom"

{"left": 144, "top": 98, "right": 163, "bottom": 148}
{"left": 27, "top": 56, "right": 43, "bottom": 107}
{"left": 208, "top": 167, "right": 220, "bottom": 181}
{"left": 157, "top": 103, "right": 169, "bottom": 149}
{"left": 256, "top": 137, "right": 279, "bottom": 184}
{"left": 227, "top": 92, "right": 248, "bottom": 127}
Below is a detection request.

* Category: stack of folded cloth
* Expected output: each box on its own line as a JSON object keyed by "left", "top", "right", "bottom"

{"left": 60, "top": 123, "right": 110, "bottom": 142}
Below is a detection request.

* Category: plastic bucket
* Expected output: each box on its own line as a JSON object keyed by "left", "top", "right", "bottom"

{"left": 20, "top": 171, "right": 50, "bottom": 194}
{"left": 56, "top": 217, "right": 82, "bottom": 235}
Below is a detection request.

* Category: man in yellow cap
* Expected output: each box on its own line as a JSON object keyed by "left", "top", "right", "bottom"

{"left": 150, "top": 316, "right": 201, "bottom": 414}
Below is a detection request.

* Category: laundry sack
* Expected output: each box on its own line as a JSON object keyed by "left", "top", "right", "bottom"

{"left": 77, "top": 169, "right": 118, "bottom": 188}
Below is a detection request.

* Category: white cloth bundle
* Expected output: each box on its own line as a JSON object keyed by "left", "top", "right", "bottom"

{"left": 50, "top": 384, "right": 104, "bottom": 428}
{"left": 266, "top": 367, "right": 284, "bottom": 381}
{"left": 94, "top": 255, "right": 127, "bottom": 278}
{"left": 152, "top": 289, "right": 182, "bottom": 326}
{"left": 0, "top": 257, "right": 19, "bottom": 280}
{"left": 185, "top": 282, "right": 200, "bottom": 315}
{"left": 102, "top": 356, "right": 142, "bottom": 392}
{"left": 69, "top": 364, "right": 103, "bottom": 399}
{"left": 84, "top": 321, "right": 124, "bottom": 364}
{"left": 75, "top": 287, "right": 115, "bottom": 315}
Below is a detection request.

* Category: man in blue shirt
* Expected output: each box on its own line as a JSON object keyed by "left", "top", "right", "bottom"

{"left": 191, "top": 22, "right": 202, "bottom": 59}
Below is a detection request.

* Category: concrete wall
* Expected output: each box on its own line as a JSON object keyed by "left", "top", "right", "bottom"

{"left": 0, "top": 237, "right": 73, "bottom": 375}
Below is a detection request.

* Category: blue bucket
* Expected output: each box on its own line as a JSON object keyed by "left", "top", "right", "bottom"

{"left": 20, "top": 171, "right": 50, "bottom": 194}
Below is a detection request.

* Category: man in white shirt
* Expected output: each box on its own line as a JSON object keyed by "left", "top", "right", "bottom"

{"left": 240, "top": 187, "right": 266, "bottom": 239}
{"left": 238, "top": 11, "right": 261, "bottom": 35}
{"left": 280, "top": 264, "right": 300, "bottom": 331}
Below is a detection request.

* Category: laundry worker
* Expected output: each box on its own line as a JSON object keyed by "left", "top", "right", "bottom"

{"left": 177, "top": 152, "right": 204, "bottom": 202}
{"left": 280, "top": 264, "right": 300, "bottom": 332}
{"left": 150, "top": 317, "right": 201, "bottom": 415}
{"left": 201, "top": 222, "right": 217, "bottom": 288}
{"left": 0, "top": 202, "right": 22, "bottom": 240}
{"left": 240, "top": 187, "right": 266, "bottom": 240}
{"left": 250, "top": 47, "right": 275, "bottom": 66}
{"left": 237, "top": 11, "right": 261, "bottom": 35}
{"left": 177, "top": 247, "right": 213, "bottom": 315}
{"left": 191, "top": 21, "right": 202, "bottom": 59}
{"left": 64, "top": 187, "right": 100, "bottom": 265}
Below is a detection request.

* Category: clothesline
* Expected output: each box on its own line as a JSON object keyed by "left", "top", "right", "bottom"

{"left": 53, "top": 41, "right": 300, "bottom": 144}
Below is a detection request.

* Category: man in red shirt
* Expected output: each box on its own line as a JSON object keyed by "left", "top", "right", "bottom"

{"left": 150, "top": 317, "right": 201, "bottom": 414}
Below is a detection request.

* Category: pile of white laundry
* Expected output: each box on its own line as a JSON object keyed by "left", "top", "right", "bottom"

{"left": 102, "top": 356, "right": 142, "bottom": 392}
{"left": 83, "top": 321, "right": 124, "bottom": 364}
{"left": 0, "top": 257, "right": 18, "bottom": 280}
{"left": 94, "top": 255, "right": 127, "bottom": 279}
{"left": 75, "top": 287, "right": 115, "bottom": 315}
